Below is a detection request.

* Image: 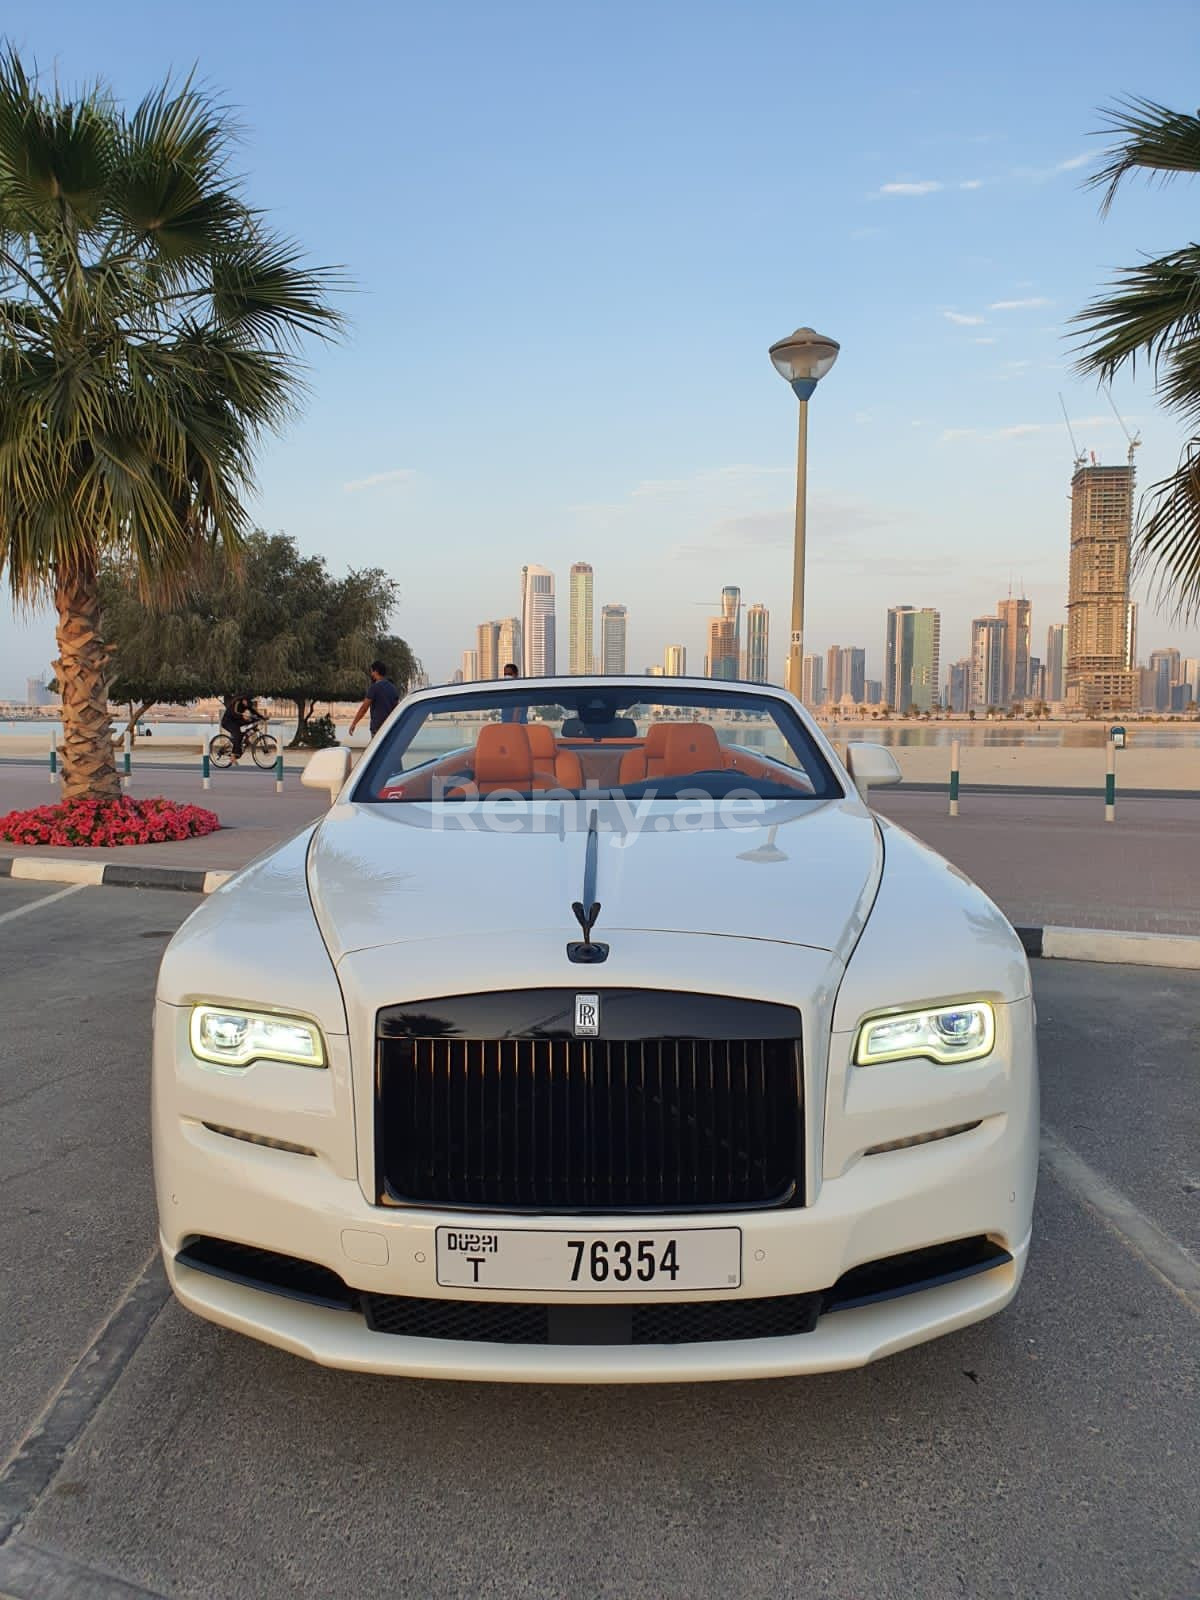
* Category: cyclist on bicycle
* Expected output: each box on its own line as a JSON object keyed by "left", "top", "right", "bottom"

{"left": 220, "top": 695, "right": 263, "bottom": 764}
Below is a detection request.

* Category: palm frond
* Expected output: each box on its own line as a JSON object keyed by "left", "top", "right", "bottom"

{"left": 0, "top": 48, "right": 116, "bottom": 238}
{"left": 1072, "top": 246, "right": 1200, "bottom": 388}
{"left": 1088, "top": 96, "right": 1200, "bottom": 216}
{"left": 1134, "top": 443, "right": 1200, "bottom": 621}
{"left": 210, "top": 234, "right": 345, "bottom": 348}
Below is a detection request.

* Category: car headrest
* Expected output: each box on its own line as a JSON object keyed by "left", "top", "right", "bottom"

{"left": 525, "top": 723, "right": 556, "bottom": 758}
{"left": 474, "top": 723, "right": 533, "bottom": 783}
{"left": 644, "top": 723, "right": 673, "bottom": 756}
{"left": 660, "top": 724, "right": 723, "bottom": 777}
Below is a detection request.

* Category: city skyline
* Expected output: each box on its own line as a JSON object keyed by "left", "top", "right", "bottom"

{"left": 445, "top": 436, "right": 1200, "bottom": 711}
{"left": 448, "top": 518, "right": 1200, "bottom": 711}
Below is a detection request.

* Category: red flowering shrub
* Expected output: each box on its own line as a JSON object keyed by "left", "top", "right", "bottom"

{"left": 0, "top": 796, "right": 220, "bottom": 848}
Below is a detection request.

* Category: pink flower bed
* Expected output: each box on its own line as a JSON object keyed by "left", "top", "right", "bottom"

{"left": 0, "top": 796, "right": 221, "bottom": 849}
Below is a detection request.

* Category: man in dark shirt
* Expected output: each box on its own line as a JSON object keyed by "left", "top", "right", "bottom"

{"left": 349, "top": 660, "right": 401, "bottom": 738}
{"left": 500, "top": 661, "right": 528, "bottom": 723}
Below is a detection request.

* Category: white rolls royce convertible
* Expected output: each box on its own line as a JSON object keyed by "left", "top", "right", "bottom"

{"left": 152, "top": 676, "right": 1038, "bottom": 1382}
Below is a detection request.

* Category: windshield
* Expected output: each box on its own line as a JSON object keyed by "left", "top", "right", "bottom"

{"left": 355, "top": 685, "right": 842, "bottom": 802}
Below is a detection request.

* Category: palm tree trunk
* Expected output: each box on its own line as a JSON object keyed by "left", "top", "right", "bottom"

{"left": 54, "top": 564, "right": 120, "bottom": 800}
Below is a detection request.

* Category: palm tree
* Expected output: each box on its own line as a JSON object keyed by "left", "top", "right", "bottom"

{"left": 0, "top": 53, "right": 340, "bottom": 798}
{"left": 1074, "top": 98, "right": 1200, "bottom": 620}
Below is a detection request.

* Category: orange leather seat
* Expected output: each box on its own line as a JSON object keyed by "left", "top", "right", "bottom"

{"left": 660, "top": 723, "right": 723, "bottom": 777}
{"left": 471, "top": 724, "right": 538, "bottom": 794}
{"left": 527, "top": 723, "right": 583, "bottom": 789}
{"left": 617, "top": 723, "right": 673, "bottom": 785}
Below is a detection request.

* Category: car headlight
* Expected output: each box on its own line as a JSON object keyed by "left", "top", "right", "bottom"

{"left": 189, "top": 1005, "right": 326, "bottom": 1069}
{"left": 855, "top": 1002, "right": 995, "bottom": 1067}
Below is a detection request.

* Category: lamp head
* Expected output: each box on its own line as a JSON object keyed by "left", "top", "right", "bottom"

{"left": 769, "top": 327, "right": 840, "bottom": 400}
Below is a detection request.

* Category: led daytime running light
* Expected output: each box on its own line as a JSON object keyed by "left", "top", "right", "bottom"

{"left": 190, "top": 1006, "right": 326, "bottom": 1069}
{"left": 855, "top": 1002, "right": 995, "bottom": 1067}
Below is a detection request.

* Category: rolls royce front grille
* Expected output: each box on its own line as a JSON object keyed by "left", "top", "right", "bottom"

{"left": 375, "top": 989, "right": 803, "bottom": 1213}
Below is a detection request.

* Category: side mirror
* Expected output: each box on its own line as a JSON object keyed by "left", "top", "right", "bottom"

{"left": 845, "top": 742, "right": 902, "bottom": 801}
{"left": 301, "top": 746, "right": 351, "bottom": 805}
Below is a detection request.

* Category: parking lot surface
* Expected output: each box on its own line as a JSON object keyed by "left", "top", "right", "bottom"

{"left": 0, "top": 880, "right": 1197, "bottom": 1600}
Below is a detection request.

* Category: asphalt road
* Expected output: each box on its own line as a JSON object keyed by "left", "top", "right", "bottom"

{"left": 0, "top": 881, "right": 1197, "bottom": 1600}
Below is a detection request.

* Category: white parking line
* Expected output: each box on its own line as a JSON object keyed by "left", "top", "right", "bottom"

{"left": 0, "top": 883, "right": 87, "bottom": 926}
{"left": 1041, "top": 1126, "right": 1200, "bottom": 1315}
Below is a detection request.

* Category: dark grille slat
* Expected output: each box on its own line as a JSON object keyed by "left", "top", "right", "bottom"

{"left": 378, "top": 998, "right": 801, "bottom": 1213}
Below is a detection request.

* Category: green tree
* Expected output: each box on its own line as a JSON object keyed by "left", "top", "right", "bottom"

{"left": 1074, "top": 98, "right": 1200, "bottom": 618}
{"left": 100, "top": 532, "right": 417, "bottom": 741}
{"left": 100, "top": 550, "right": 240, "bottom": 737}
{"left": 0, "top": 53, "right": 340, "bottom": 798}
{"left": 235, "top": 535, "right": 416, "bottom": 742}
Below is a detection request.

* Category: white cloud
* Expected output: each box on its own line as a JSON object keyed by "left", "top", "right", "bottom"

{"left": 630, "top": 465, "right": 790, "bottom": 499}
{"left": 989, "top": 296, "right": 1052, "bottom": 310}
{"left": 959, "top": 179, "right": 984, "bottom": 190}
{"left": 342, "top": 468, "right": 417, "bottom": 493}
{"left": 973, "top": 336, "right": 999, "bottom": 344}
{"left": 1011, "top": 154, "right": 1093, "bottom": 182}
{"left": 943, "top": 310, "right": 986, "bottom": 325}
{"left": 878, "top": 180, "right": 943, "bottom": 196}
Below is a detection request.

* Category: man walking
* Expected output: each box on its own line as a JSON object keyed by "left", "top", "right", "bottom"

{"left": 349, "top": 660, "right": 400, "bottom": 739}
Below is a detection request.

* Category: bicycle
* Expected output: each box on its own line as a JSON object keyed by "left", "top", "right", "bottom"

{"left": 208, "top": 722, "right": 280, "bottom": 770}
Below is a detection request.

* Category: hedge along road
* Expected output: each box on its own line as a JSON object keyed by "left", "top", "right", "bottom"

{"left": 0, "top": 880, "right": 1197, "bottom": 1600}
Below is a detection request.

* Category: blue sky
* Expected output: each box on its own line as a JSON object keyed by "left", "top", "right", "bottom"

{"left": 3, "top": 0, "right": 1200, "bottom": 695}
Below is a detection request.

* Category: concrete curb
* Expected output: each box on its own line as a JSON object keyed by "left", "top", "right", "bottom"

{"left": 2, "top": 855, "right": 1198, "bottom": 967}
{"left": 0, "top": 857, "right": 231, "bottom": 895}
{"left": 1012, "top": 924, "right": 1200, "bottom": 969}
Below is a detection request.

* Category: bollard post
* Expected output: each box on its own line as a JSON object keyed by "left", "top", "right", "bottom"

{"left": 1105, "top": 740, "right": 1116, "bottom": 823}
{"left": 274, "top": 752, "right": 284, "bottom": 794}
{"left": 49, "top": 741, "right": 58, "bottom": 783}
{"left": 122, "top": 732, "right": 132, "bottom": 790}
{"left": 949, "top": 739, "right": 960, "bottom": 818}
{"left": 202, "top": 741, "right": 211, "bottom": 792}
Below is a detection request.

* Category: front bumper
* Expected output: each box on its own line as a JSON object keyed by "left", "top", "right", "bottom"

{"left": 165, "top": 1227, "right": 1029, "bottom": 1382}
{"left": 155, "top": 1097, "right": 1036, "bottom": 1381}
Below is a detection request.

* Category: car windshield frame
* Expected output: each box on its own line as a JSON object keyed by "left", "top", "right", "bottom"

{"left": 353, "top": 683, "right": 844, "bottom": 804}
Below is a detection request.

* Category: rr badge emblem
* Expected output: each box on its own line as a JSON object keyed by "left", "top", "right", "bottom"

{"left": 574, "top": 993, "right": 600, "bottom": 1037}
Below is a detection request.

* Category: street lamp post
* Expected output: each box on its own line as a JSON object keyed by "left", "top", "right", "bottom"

{"left": 768, "top": 327, "right": 840, "bottom": 699}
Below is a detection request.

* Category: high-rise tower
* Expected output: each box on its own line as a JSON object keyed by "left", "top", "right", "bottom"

{"left": 721, "top": 585, "right": 741, "bottom": 663}
{"left": 476, "top": 620, "right": 501, "bottom": 681}
{"left": 569, "top": 563, "right": 594, "bottom": 674}
{"left": 969, "top": 616, "right": 1007, "bottom": 710}
{"left": 520, "top": 565, "right": 556, "bottom": 677}
{"left": 997, "top": 595, "right": 1032, "bottom": 704}
{"left": 600, "top": 604, "right": 627, "bottom": 674}
{"left": 744, "top": 603, "right": 769, "bottom": 682}
{"left": 1044, "top": 623, "right": 1067, "bottom": 702}
{"left": 885, "top": 606, "right": 941, "bottom": 712}
{"left": 1065, "top": 462, "right": 1137, "bottom": 712}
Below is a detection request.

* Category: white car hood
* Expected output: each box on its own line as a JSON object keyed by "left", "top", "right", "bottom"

{"left": 307, "top": 797, "right": 882, "bottom": 964}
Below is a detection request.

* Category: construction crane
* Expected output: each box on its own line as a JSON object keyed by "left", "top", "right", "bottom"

{"left": 1058, "top": 394, "right": 1086, "bottom": 471}
{"left": 1105, "top": 388, "right": 1142, "bottom": 468}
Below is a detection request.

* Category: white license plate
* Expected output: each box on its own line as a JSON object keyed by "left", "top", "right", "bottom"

{"left": 435, "top": 1226, "right": 742, "bottom": 1292}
